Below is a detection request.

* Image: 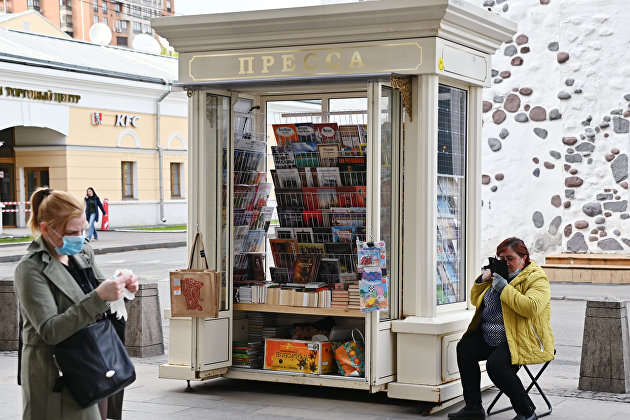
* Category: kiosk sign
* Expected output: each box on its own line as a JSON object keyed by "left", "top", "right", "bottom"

{"left": 186, "top": 40, "right": 423, "bottom": 82}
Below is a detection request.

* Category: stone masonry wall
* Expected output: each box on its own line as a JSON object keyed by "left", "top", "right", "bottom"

{"left": 468, "top": 0, "right": 629, "bottom": 263}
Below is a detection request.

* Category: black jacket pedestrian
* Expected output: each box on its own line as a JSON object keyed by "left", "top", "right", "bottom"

{"left": 85, "top": 195, "right": 106, "bottom": 223}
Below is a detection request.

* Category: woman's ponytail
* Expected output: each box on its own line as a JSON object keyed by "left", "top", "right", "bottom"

{"left": 27, "top": 188, "right": 84, "bottom": 236}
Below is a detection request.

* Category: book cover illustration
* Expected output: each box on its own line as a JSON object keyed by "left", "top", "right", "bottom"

{"left": 271, "top": 146, "right": 296, "bottom": 169}
{"left": 295, "top": 122, "right": 316, "bottom": 142}
{"left": 248, "top": 254, "right": 266, "bottom": 281}
{"left": 272, "top": 123, "right": 299, "bottom": 146}
{"left": 359, "top": 267, "right": 388, "bottom": 313}
{"left": 291, "top": 142, "right": 319, "bottom": 168}
{"left": 357, "top": 240, "right": 386, "bottom": 272}
{"left": 314, "top": 122, "right": 339, "bottom": 144}
{"left": 332, "top": 226, "right": 355, "bottom": 243}
{"left": 269, "top": 238, "right": 298, "bottom": 268}
{"left": 293, "top": 254, "right": 321, "bottom": 284}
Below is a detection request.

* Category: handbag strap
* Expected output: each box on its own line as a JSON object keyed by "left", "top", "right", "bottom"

{"left": 351, "top": 328, "right": 364, "bottom": 343}
{"left": 188, "top": 232, "right": 210, "bottom": 270}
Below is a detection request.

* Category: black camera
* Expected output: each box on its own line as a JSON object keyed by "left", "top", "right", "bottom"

{"left": 482, "top": 257, "right": 509, "bottom": 279}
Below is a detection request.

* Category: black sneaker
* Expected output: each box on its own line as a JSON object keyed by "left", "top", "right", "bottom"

{"left": 447, "top": 406, "right": 486, "bottom": 420}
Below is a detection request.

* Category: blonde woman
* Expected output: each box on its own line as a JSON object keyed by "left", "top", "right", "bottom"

{"left": 14, "top": 188, "right": 138, "bottom": 420}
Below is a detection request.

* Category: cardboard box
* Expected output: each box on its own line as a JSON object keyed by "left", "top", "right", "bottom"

{"left": 264, "top": 339, "right": 336, "bottom": 374}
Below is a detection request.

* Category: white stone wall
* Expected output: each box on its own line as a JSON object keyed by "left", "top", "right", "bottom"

{"left": 467, "top": 0, "right": 629, "bottom": 262}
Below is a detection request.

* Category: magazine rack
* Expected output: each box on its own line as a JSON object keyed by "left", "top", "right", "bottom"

{"left": 153, "top": 0, "right": 516, "bottom": 404}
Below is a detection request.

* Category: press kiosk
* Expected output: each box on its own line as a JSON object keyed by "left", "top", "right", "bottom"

{"left": 152, "top": 0, "right": 516, "bottom": 408}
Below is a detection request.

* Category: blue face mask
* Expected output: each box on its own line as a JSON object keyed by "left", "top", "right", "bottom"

{"left": 49, "top": 227, "right": 85, "bottom": 255}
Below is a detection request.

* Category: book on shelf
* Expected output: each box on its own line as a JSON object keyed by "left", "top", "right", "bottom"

{"left": 242, "top": 230, "right": 266, "bottom": 253}
{"left": 291, "top": 142, "right": 319, "bottom": 167}
{"left": 271, "top": 146, "right": 296, "bottom": 169}
{"left": 332, "top": 226, "right": 355, "bottom": 243}
{"left": 298, "top": 167, "right": 318, "bottom": 187}
{"left": 251, "top": 182, "right": 272, "bottom": 210}
{"left": 317, "top": 258, "right": 341, "bottom": 284}
{"left": 339, "top": 125, "right": 361, "bottom": 149}
{"left": 324, "top": 243, "right": 354, "bottom": 272}
{"left": 275, "top": 168, "right": 302, "bottom": 188}
{"left": 269, "top": 238, "right": 298, "bottom": 268}
{"left": 274, "top": 227, "right": 294, "bottom": 240}
{"left": 336, "top": 186, "right": 366, "bottom": 207}
{"left": 277, "top": 207, "right": 304, "bottom": 227}
{"left": 313, "top": 122, "right": 340, "bottom": 144}
{"left": 295, "top": 122, "right": 316, "bottom": 142}
{"left": 276, "top": 188, "right": 304, "bottom": 208}
{"left": 297, "top": 242, "right": 325, "bottom": 255}
{"left": 247, "top": 254, "right": 266, "bottom": 282}
{"left": 317, "top": 143, "right": 341, "bottom": 167}
{"left": 302, "top": 210, "right": 323, "bottom": 228}
{"left": 270, "top": 266, "right": 290, "bottom": 284}
{"left": 316, "top": 167, "right": 342, "bottom": 187}
{"left": 272, "top": 123, "right": 299, "bottom": 146}
{"left": 293, "top": 227, "right": 314, "bottom": 243}
{"left": 337, "top": 155, "right": 367, "bottom": 186}
{"left": 293, "top": 254, "right": 322, "bottom": 284}
{"left": 313, "top": 227, "right": 333, "bottom": 243}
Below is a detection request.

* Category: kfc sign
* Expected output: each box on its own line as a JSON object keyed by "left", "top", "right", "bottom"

{"left": 115, "top": 114, "right": 139, "bottom": 127}
{"left": 91, "top": 112, "right": 103, "bottom": 125}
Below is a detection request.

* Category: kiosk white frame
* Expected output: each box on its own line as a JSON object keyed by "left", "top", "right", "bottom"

{"left": 153, "top": 0, "right": 516, "bottom": 405}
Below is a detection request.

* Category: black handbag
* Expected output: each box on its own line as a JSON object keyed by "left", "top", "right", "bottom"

{"left": 53, "top": 317, "right": 136, "bottom": 408}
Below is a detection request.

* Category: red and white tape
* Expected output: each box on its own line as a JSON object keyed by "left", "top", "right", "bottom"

{"left": 2, "top": 209, "right": 31, "bottom": 212}
{"left": 0, "top": 202, "right": 30, "bottom": 205}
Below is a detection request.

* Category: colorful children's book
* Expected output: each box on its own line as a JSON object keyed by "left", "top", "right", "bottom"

{"left": 359, "top": 267, "right": 388, "bottom": 313}
{"left": 332, "top": 226, "right": 355, "bottom": 243}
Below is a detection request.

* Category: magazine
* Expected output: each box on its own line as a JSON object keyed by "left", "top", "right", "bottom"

{"left": 275, "top": 168, "right": 302, "bottom": 188}
{"left": 272, "top": 123, "right": 299, "bottom": 146}
{"left": 271, "top": 146, "right": 296, "bottom": 169}
{"left": 295, "top": 122, "right": 316, "bottom": 142}
{"left": 316, "top": 167, "right": 342, "bottom": 187}
{"left": 314, "top": 123, "right": 340, "bottom": 144}
{"left": 291, "top": 142, "right": 319, "bottom": 168}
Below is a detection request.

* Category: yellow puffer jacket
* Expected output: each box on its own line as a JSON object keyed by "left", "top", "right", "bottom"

{"left": 465, "top": 261, "right": 555, "bottom": 365}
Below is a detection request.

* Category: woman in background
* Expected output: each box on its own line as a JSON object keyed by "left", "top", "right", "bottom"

{"left": 84, "top": 187, "right": 106, "bottom": 242}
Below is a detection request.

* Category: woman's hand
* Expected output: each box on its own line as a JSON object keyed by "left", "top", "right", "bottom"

{"left": 481, "top": 269, "right": 492, "bottom": 282}
{"left": 95, "top": 277, "right": 127, "bottom": 302}
{"left": 122, "top": 273, "right": 139, "bottom": 294}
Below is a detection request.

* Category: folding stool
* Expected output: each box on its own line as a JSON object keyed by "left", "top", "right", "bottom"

{"left": 487, "top": 350, "right": 556, "bottom": 418}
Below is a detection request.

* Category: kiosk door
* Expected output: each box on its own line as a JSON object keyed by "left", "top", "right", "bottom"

{"left": 367, "top": 83, "right": 402, "bottom": 390}
{"left": 190, "top": 91, "right": 236, "bottom": 375}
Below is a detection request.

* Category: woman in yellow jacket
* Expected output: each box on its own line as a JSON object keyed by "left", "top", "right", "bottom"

{"left": 448, "top": 237, "right": 554, "bottom": 420}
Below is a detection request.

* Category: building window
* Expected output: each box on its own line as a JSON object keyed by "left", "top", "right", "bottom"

{"left": 121, "top": 161, "right": 136, "bottom": 199}
{"left": 102, "top": 0, "right": 107, "bottom": 13}
{"left": 121, "top": 20, "right": 127, "bottom": 31}
{"left": 166, "top": 0, "right": 171, "bottom": 12}
{"left": 115, "top": 2, "right": 121, "bottom": 13}
{"left": 93, "top": 0, "right": 98, "bottom": 13}
{"left": 132, "top": 21, "right": 142, "bottom": 33}
{"left": 170, "top": 163, "right": 183, "bottom": 198}
{"left": 143, "top": 23, "right": 152, "bottom": 34}
{"left": 94, "top": 16, "right": 99, "bottom": 24}
{"left": 116, "top": 36, "right": 128, "bottom": 46}
{"left": 103, "top": 17, "right": 108, "bottom": 26}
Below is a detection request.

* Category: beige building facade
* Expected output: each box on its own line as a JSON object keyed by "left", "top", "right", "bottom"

{"left": 0, "top": 26, "right": 187, "bottom": 228}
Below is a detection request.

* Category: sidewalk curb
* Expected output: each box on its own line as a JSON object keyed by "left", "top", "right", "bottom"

{"left": 0, "top": 241, "right": 187, "bottom": 263}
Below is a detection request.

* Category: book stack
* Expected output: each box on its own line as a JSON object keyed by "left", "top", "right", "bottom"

{"left": 347, "top": 282, "right": 361, "bottom": 310}
{"left": 331, "top": 289, "right": 349, "bottom": 309}
{"left": 232, "top": 342, "right": 262, "bottom": 369}
{"left": 246, "top": 312, "right": 276, "bottom": 346}
{"left": 237, "top": 286, "right": 253, "bottom": 303}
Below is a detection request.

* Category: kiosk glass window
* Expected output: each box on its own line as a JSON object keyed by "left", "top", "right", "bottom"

{"left": 436, "top": 85, "right": 466, "bottom": 305}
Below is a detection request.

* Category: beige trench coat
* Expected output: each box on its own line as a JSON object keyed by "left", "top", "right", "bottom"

{"left": 14, "top": 238, "right": 109, "bottom": 420}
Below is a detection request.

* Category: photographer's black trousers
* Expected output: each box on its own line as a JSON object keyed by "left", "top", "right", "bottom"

{"left": 456, "top": 330, "right": 536, "bottom": 416}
